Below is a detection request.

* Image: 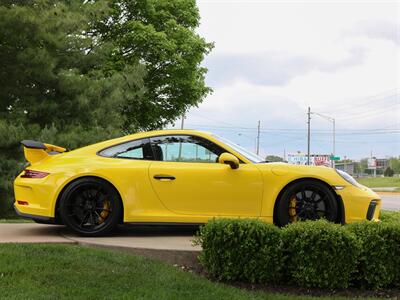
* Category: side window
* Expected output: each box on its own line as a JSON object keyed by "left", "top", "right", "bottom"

{"left": 98, "top": 138, "right": 153, "bottom": 160}
{"left": 150, "top": 135, "right": 225, "bottom": 163}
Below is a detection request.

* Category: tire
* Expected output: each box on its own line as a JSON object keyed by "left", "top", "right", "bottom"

{"left": 275, "top": 180, "right": 338, "bottom": 227}
{"left": 58, "top": 177, "right": 122, "bottom": 236}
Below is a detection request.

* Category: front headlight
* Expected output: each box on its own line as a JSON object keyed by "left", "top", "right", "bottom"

{"left": 336, "top": 169, "right": 362, "bottom": 188}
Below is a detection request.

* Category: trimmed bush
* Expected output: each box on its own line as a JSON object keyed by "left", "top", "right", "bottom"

{"left": 282, "top": 220, "right": 359, "bottom": 289}
{"left": 194, "top": 218, "right": 283, "bottom": 283}
{"left": 346, "top": 221, "right": 400, "bottom": 288}
{"left": 380, "top": 210, "right": 400, "bottom": 224}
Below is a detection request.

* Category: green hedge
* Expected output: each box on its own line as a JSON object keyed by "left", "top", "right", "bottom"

{"left": 380, "top": 210, "right": 400, "bottom": 224}
{"left": 194, "top": 219, "right": 283, "bottom": 283}
{"left": 196, "top": 218, "right": 400, "bottom": 289}
{"left": 282, "top": 220, "right": 359, "bottom": 288}
{"left": 346, "top": 221, "right": 400, "bottom": 288}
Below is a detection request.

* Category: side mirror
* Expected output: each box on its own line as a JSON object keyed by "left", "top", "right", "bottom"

{"left": 218, "top": 153, "right": 240, "bottom": 169}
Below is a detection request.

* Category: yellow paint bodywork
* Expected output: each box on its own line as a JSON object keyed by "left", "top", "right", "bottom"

{"left": 14, "top": 130, "right": 381, "bottom": 224}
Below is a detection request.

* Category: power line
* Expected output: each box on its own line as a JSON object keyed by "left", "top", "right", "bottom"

{"left": 185, "top": 123, "right": 400, "bottom": 133}
{"left": 318, "top": 88, "right": 399, "bottom": 115}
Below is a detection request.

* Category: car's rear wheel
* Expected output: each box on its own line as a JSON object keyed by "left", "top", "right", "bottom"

{"left": 59, "top": 178, "right": 122, "bottom": 236}
{"left": 275, "top": 180, "right": 338, "bottom": 226}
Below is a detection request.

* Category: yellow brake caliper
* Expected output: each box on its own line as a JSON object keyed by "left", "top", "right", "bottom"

{"left": 98, "top": 200, "right": 110, "bottom": 224}
{"left": 289, "top": 196, "right": 297, "bottom": 222}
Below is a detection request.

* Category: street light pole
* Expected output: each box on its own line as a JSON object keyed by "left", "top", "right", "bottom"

{"left": 307, "top": 107, "right": 311, "bottom": 165}
{"left": 256, "top": 120, "right": 261, "bottom": 155}
{"left": 310, "top": 111, "right": 336, "bottom": 168}
{"left": 180, "top": 113, "right": 185, "bottom": 129}
{"left": 333, "top": 118, "right": 336, "bottom": 159}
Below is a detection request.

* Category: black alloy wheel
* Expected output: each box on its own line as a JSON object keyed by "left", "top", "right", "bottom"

{"left": 59, "top": 178, "right": 122, "bottom": 236}
{"left": 275, "top": 180, "right": 338, "bottom": 226}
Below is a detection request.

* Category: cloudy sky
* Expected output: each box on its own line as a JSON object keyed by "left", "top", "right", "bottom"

{"left": 171, "top": 0, "right": 400, "bottom": 160}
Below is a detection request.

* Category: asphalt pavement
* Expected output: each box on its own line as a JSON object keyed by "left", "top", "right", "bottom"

{"left": 380, "top": 193, "right": 400, "bottom": 211}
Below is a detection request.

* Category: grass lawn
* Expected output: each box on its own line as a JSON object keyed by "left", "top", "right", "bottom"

{"left": 0, "top": 218, "right": 33, "bottom": 223}
{"left": 0, "top": 244, "right": 381, "bottom": 300}
{"left": 357, "top": 177, "right": 400, "bottom": 189}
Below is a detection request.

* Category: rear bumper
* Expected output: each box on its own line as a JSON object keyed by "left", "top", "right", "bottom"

{"left": 14, "top": 173, "right": 58, "bottom": 218}
{"left": 14, "top": 204, "right": 56, "bottom": 223}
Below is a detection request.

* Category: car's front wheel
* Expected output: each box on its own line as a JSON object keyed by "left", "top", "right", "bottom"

{"left": 59, "top": 177, "right": 122, "bottom": 236}
{"left": 275, "top": 180, "right": 338, "bottom": 226}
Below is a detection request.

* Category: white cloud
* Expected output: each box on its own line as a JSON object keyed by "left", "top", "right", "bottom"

{"left": 173, "top": 0, "right": 400, "bottom": 159}
{"left": 349, "top": 20, "right": 400, "bottom": 45}
{"left": 204, "top": 47, "right": 367, "bottom": 87}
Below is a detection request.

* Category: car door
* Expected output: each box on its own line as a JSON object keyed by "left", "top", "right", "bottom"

{"left": 148, "top": 135, "right": 263, "bottom": 216}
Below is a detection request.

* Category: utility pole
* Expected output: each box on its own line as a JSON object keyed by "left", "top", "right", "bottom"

{"left": 178, "top": 112, "right": 185, "bottom": 160}
{"left": 310, "top": 110, "right": 336, "bottom": 168}
{"left": 333, "top": 118, "right": 336, "bottom": 167}
{"left": 307, "top": 107, "right": 311, "bottom": 165}
{"left": 256, "top": 120, "right": 261, "bottom": 155}
{"left": 180, "top": 113, "right": 185, "bottom": 129}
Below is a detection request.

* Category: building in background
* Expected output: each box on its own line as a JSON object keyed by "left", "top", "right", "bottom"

{"left": 335, "top": 162, "right": 355, "bottom": 176}
{"left": 367, "top": 158, "right": 389, "bottom": 177}
{"left": 287, "top": 153, "right": 331, "bottom": 166}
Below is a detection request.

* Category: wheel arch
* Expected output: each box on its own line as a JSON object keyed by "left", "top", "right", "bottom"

{"left": 273, "top": 177, "right": 345, "bottom": 225}
{"left": 54, "top": 175, "right": 125, "bottom": 224}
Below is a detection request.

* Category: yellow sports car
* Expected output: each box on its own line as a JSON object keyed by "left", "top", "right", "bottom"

{"left": 14, "top": 129, "right": 381, "bottom": 236}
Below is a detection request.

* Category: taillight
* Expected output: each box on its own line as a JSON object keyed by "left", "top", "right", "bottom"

{"left": 21, "top": 170, "right": 49, "bottom": 178}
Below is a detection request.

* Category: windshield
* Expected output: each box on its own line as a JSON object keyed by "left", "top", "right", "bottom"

{"left": 212, "top": 134, "right": 265, "bottom": 163}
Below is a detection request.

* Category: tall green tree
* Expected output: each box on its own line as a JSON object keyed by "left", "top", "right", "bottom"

{"left": 0, "top": 0, "right": 212, "bottom": 131}
{"left": 0, "top": 0, "right": 146, "bottom": 130}
{"left": 95, "top": 0, "right": 213, "bottom": 131}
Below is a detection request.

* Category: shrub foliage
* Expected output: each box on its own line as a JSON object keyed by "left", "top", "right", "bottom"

{"left": 346, "top": 221, "right": 400, "bottom": 288}
{"left": 197, "top": 218, "right": 400, "bottom": 289}
{"left": 195, "top": 218, "right": 283, "bottom": 283}
{"left": 282, "top": 220, "right": 359, "bottom": 289}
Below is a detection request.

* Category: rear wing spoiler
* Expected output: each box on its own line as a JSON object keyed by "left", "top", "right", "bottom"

{"left": 21, "top": 140, "right": 67, "bottom": 153}
{"left": 21, "top": 140, "right": 67, "bottom": 164}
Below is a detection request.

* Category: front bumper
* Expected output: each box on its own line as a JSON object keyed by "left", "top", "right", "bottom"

{"left": 366, "top": 200, "right": 379, "bottom": 221}
{"left": 335, "top": 185, "right": 381, "bottom": 223}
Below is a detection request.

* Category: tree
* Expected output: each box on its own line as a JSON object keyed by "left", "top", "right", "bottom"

{"left": 265, "top": 155, "right": 284, "bottom": 162}
{"left": 384, "top": 167, "right": 394, "bottom": 177}
{"left": 389, "top": 157, "right": 400, "bottom": 174}
{"left": 1, "top": 0, "right": 212, "bottom": 132}
{"left": 95, "top": 0, "right": 213, "bottom": 131}
{"left": 0, "top": 0, "right": 147, "bottom": 130}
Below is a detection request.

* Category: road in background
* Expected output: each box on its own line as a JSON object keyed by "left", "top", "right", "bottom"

{"left": 379, "top": 193, "right": 400, "bottom": 211}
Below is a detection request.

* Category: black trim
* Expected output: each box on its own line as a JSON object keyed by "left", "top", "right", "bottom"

{"left": 20, "top": 140, "right": 46, "bottom": 150}
{"left": 153, "top": 175, "right": 176, "bottom": 180}
{"left": 335, "top": 194, "right": 346, "bottom": 224}
{"left": 14, "top": 204, "right": 56, "bottom": 223}
{"left": 125, "top": 222, "right": 204, "bottom": 226}
{"left": 366, "top": 200, "right": 378, "bottom": 220}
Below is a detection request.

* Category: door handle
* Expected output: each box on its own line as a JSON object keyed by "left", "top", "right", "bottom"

{"left": 153, "top": 174, "right": 176, "bottom": 181}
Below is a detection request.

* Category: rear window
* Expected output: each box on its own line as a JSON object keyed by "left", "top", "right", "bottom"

{"left": 98, "top": 138, "right": 153, "bottom": 160}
